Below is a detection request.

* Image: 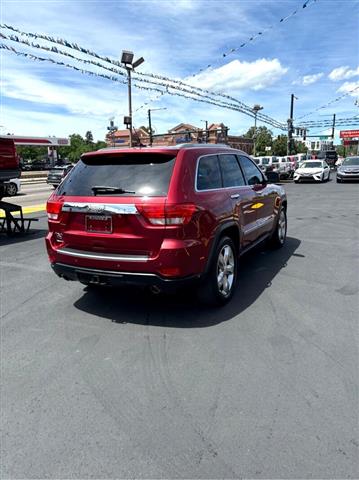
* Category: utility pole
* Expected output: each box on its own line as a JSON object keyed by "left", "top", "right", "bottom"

{"left": 148, "top": 108, "right": 167, "bottom": 146}
{"left": 201, "top": 120, "right": 208, "bottom": 143}
{"left": 252, "top": 104, "right": 263, "bottom": 156}
{"left": 148, "top": 109, "right": 152, "bottom": 146}
{"left": 287, "top": 94, "right": 296, "bottom": 155}
{"left": 331, "top": 113, "right": 336, "bottom": 143}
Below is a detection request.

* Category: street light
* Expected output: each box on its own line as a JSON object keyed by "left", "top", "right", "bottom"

{"left": 148, "top": 108, "right": 167, "bottom": 146}
{"left": 121, "top": 50, "right": 145, "bottom": 147}
{"left": 252, "top": 104, "right": 263, "bottom": 156}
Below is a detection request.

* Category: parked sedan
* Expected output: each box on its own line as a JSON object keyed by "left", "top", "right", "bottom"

{"left": 293, "top": 160, "right": 330, "bottom": 183}
{"left": 336, "top": 156, "right": 359, "bottom": 182}
{"left": 47, "top": 164, "right": 74, "bottom": 188}
{"left": 4, "top": 177, "right": 21, "bottom": 196}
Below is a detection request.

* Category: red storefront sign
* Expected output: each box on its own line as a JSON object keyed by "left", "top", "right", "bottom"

{"left": 340, "top": 129, "right": 359, "bottom": 138}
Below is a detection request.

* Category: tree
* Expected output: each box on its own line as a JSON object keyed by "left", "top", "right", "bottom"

{"left": 16, "top": 145, "right": 47, "bottom": 161}
{"left": 85, "top": 130, "right": 94, "bottom": 144}
{"left": 272, "top": 135, "right": 288, "bottom": 156}
{"left": 244, "top": 126, "right": 273, "bottom": 156}
{"left": 294, "top": 141, "right": 308, "bottom": 154}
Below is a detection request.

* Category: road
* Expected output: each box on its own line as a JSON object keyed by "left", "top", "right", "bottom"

{"left": 11, "top": 181, "right": 52, "bottom": 211}
{"left": 1, "top": 180, "right": 358, "bottom": 479}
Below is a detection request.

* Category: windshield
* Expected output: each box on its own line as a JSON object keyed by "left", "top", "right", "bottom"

{"left": 300, "top": 161, "right": 322, "bottom": 169}
{"left": 57, "top": 152, "right": 176, "bottom": 196}
{"left": 262, "top": 158, "right": 270, "bottom": 165}
{"left": 342, "top": 157, "right": 359, "bottom": 166}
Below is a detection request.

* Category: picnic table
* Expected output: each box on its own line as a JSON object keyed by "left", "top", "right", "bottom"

{"left": 0, "top": 201, "right": 38, "bottom": 236}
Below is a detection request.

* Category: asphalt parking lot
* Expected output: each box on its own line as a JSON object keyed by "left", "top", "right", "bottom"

{"left": 1, "top": 180, "right": 358, "bottom": 479}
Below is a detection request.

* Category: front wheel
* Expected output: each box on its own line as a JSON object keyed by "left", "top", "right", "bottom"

{"left": 198, "top": 236, "right": 237, "bottom": 306}
{"left": 269, "top": 208, "right": 287, "bottom": 249}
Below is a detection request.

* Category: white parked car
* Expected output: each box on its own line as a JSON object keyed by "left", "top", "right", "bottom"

{"left": 294, "top": 160, "right": 330, "bottom": 183}
{"left": 4, "top": 177, "right": 21, "bottom": 196}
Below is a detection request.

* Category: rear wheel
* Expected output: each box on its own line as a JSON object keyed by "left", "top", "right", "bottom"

{"left": 6, "top": 182, "right": 18, "bottom": 196}
{"left": 269, "top": 208, "right": 287, "bottom": 249}
{"left": 198, "top": 236, "right": 237, "bottom": 306}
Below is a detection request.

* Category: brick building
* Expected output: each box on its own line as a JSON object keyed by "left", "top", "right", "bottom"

{"left": 106, "top": 122, "right": 253, "bottom": 154}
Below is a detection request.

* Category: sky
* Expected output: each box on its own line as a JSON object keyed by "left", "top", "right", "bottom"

{"left": 1, "top": 0, "right": 359, "bottom": 142}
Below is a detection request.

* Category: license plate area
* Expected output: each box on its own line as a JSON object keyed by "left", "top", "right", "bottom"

{"left": 85, "top": 215, "right": 113, "bottom": 233}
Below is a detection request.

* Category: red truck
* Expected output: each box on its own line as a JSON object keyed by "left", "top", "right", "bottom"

{"left": 0, "top": 137, "right": 21, "bottom": 199}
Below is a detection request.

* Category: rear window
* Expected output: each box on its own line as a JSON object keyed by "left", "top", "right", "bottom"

{"left": 57, "top": 153, "right": 176, "bottom": 196}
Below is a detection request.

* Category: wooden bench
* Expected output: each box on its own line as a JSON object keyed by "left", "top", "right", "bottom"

{"left": 0, "top": 201, "right": 39, "bottom": 236}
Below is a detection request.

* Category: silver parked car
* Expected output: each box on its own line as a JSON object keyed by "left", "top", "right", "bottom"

{"left": 336, "top": 156, "right": 359, "bottom": 182}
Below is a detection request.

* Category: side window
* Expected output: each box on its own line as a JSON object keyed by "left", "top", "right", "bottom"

{"left": 239, "top": 155, "right": 264, "bottom": 185}
{"left": 197, "top": 155, "right": 222, "bottom": 190}
{"left": 219, "top": 154, "right": 245, "bottom": 187}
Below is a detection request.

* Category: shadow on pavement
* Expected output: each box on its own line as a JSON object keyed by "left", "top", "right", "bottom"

{"left": 74, "top": 236, "right": 301, "bottom": 328}
{"left": 0, "top": 227, "right": 47, "bottom": 246}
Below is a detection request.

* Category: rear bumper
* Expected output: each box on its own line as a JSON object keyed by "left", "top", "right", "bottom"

{"left": 51, "top": 262, "right": 201, "bottom": 291}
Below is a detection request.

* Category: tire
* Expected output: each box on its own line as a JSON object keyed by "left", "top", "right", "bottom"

{"left": 336, "top": 177, "right": 341, "bottom": 183}
{"left": 198, "top": 236, "right": 238, "bottom": 306}
{"left": 269, "top": 208, "right": 287, "bottom": 249}
{"left": 6, "top": 182, "right": 18, "bottom": 196}
{"left": 294, "top": 180, "right": 299, "bottom": 184}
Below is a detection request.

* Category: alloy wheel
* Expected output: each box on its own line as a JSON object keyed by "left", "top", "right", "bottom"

{"left": 217, "top": 244, "right": 235, "bottom": 297}
{"left": 277, "top": 210, "right": 287, "bottom": 244}
{"left": 6, "top": 183, "right": 17, "bottom": 196}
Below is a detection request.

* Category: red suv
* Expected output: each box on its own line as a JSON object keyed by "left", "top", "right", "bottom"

{"left": 46, "top": 144, "right": 287, "bottom": 305}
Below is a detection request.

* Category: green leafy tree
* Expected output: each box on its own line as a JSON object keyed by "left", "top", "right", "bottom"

{"left": 294, "top": 141, "right": 308, "bottom": 154}
{"left": 16, "top": 145, "right": 48, "bottom": 161}
{"left": 85, "top": 130, "right": 94, "bottom": 144}
{"left": 244, "top": 126, "right": 273, "bottom": 156}
{"left": 272, "top": 135, "right": 288, "bottom": 156}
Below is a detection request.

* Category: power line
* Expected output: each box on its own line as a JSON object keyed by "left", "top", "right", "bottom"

{"left": 0, "top": 24, "right": 286, "bottom": 130}
{"left": 0, "top": 44, "right": 287, "bottom": 128}
{"left": 192, "top": 0, "right": 318, "bottom": 77}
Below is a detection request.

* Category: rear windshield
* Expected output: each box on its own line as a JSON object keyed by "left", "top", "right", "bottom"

{"left": 57, "top": 153, "right": 176, "bottom": 197}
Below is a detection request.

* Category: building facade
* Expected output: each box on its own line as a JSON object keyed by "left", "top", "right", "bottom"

{"left": 106, "top": 123, "right": 253, "bottom": 154}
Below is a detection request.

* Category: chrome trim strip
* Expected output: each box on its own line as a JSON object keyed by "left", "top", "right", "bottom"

{"left": 243, "top": 216, "right": 274, "bottom": 235}
{"left": 57, "top": 247, "right": 149, "bottom": 262}
{"left": 62, "top": 202, "right": 138, "bottom": 215}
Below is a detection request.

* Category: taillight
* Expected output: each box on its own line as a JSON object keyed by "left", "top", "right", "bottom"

{"left": 47, "top": 200, "right": 63, "bottom": 220}
{"left": 137, "top": 203, "right": 197, "bottom": 226}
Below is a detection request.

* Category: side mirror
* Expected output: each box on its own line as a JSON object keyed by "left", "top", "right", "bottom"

{"left": 266, "top": 171, "right": 280, "bottom": 183}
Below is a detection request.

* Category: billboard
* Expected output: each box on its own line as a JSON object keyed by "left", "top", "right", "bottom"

{"left": 339, "top": 129, "right": 359, "bottom": 138}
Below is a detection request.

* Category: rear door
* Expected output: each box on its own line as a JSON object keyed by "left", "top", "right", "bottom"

{"left": 55, "top": 152, "right": 176, "bottom": 258}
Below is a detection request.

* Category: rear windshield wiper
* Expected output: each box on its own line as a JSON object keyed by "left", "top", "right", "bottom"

{"left": 91, "top": 186, "right": 136, "bottom": 195}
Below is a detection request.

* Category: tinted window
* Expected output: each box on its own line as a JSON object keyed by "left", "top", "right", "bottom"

{"left": 219, "top": 154, "right": 245, "bottom": 187}
{"left": 239, "top": 156, "right": 263, "bottom": 185}
{"left": 57, "top": 152, "right": 176, "bottom": 196}
{"left": 197, "top": 155, "right": 222, "bottom": 190}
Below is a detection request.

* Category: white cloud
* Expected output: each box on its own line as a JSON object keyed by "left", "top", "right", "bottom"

{"left": 329, "top": 66, "right": 359, "bottom": 81}
{"left": 337, "top": 81, "right": 359, "bottom": 98}
{"left": 187, "top": 58, "right": 288, "bottom": 92}
{"left": 293, "top": 73, "right": 323, "bottom": 86}
{"left": 302, "top": 73, "right": 324, "bottom": 85}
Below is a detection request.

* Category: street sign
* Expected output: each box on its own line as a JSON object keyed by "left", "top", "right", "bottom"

{"left": 265, "top": 146, "right": 271, "bottom": 151}
{"left": 339, "top": 129, "right": 359, "bottom": 138}
{"left": 319, "top": 136, "right": 330, "bottom": 140}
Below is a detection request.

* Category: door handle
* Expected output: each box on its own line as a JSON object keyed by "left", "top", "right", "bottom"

{"left": 230, "top": 194, "right": 240, "bottom": 199}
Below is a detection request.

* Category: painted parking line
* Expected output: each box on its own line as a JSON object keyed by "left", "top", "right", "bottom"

{"left": 0, "top": 204, "right": 46, "bottom": 217}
